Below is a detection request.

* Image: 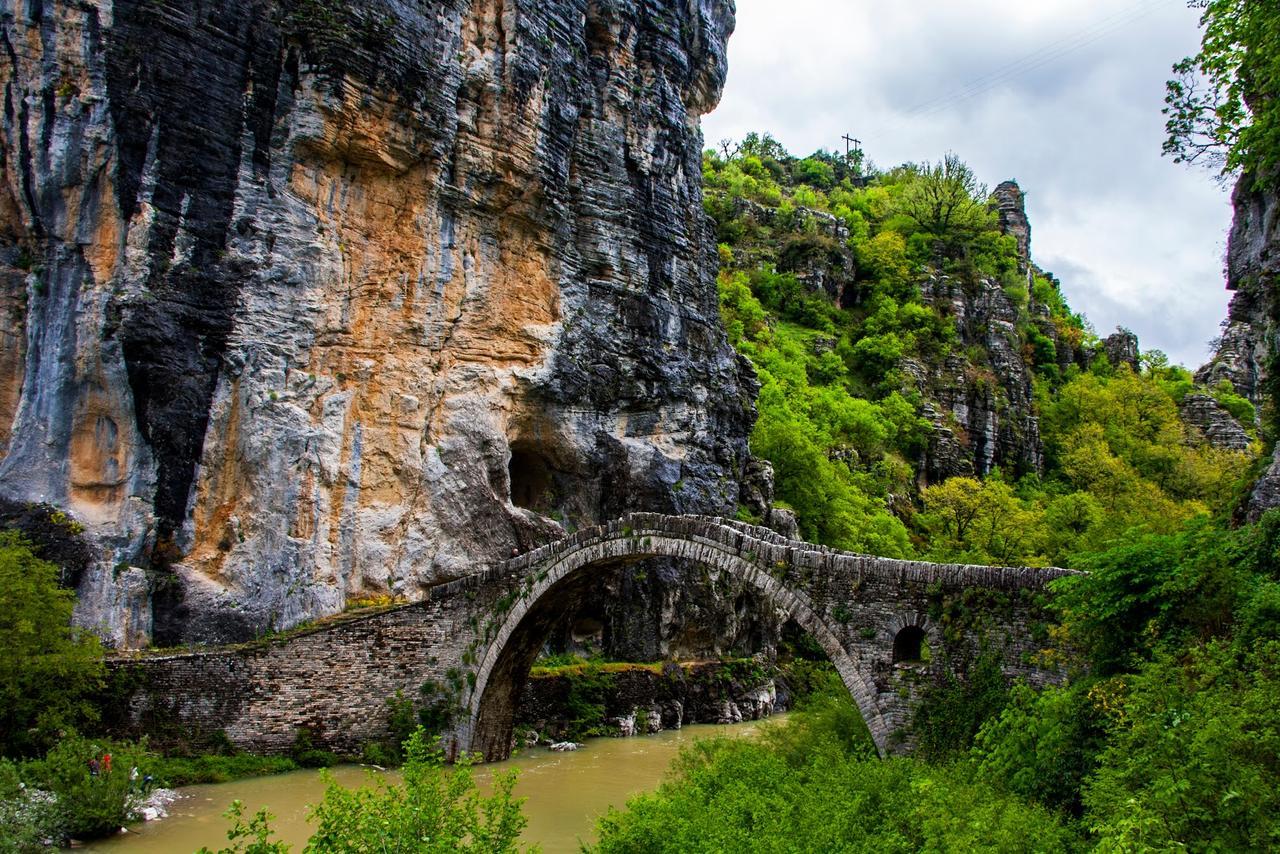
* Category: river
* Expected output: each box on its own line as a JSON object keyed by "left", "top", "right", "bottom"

{"left": 86, "top": 716, "right": 782, "bottom": 854}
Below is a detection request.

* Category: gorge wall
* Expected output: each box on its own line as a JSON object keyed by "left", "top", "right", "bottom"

{"left": 1198, "top": 168, "right": 1280, "bottom": 518}
{"left": 0, "top": 0, "right": 755, "bottom": 647}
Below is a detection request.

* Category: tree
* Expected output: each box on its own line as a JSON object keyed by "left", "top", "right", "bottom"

{"left": 30, "top": 735, "right": 150, "bottom": 841}
{"left": 891, "top": 154, "right": 996, "bottom": 252}
{"left": 919, "top": 477, "right": 1046, "bottom": 565}
{"left": 1164, "top": 0, "right": 1280, "bottom": 182}
{"left": 0, "top": 531, "right": 104, "bottom": 757}
{"left": 1083, "top": 640, "right": 1280, "bottom": 851}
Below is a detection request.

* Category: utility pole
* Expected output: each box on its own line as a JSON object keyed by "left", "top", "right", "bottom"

{"left": 842, "top": 134, "right": 862, "bottom": 160}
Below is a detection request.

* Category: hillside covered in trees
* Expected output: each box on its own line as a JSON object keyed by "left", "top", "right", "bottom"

{"left": 588, "top": 137, "right": 1280, "bottom": 854}
{"left": 709, "top": 134, "right": 1256, "bottom": 566}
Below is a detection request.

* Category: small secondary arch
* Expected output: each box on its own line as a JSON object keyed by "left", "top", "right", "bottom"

{"left": 461, "top": 523, "right": 894, "bottom": 761}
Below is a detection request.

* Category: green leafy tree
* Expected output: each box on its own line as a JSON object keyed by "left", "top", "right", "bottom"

{"left": 0, "top": 532, "right": 104, "bottom": 757}
{"left": 919, "top": 477, "right": 1047, "bottom": 566}
{"left": 971, "top": 681, "right": 1107, "bottom": 814}
{"left": 1164, "top": 0, "right": 1280, "bottom": 181}
{"left": 891, "top": 154, "right": 997, "bottom": 253}
{"left": 1084, "top": 640, "right": 1280, "bottom": 851}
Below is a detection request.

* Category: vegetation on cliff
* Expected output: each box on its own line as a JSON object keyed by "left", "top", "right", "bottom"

{"left": 3, "top": 2, "right": 1279, "bottom": 851}
{"left": 708, "top": 135, "right": 1254, "bottom": 567}
{"left": 588, "top": 6, "right": 1280, "bottom": 844}
{"left": 1165, "top": 0, "right": 1280, "bottom": 182}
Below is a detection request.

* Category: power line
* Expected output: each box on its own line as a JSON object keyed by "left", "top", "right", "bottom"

{"left": 899, "top": 0, "right": 1164, "bottom": 120}
{"left": 908, "top": 2, "right": 1164, "bottom": 121}
{"left": 866, "top": 0, "right": 1171, "bottom": 146}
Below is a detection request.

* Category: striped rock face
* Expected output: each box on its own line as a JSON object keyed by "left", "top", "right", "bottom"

{"left": 0, "top": 0, "right": 751, "bottom": 647}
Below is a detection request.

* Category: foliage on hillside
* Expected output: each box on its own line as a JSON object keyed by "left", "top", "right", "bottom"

{"left": 621, "top": 131, "right": 1280, "bottom": 849}
{"left": 707, "top": 134, "right": 1255, "bottom": 566}
{"left": 592, "top": 511, "right": 1280, "bottom": 850}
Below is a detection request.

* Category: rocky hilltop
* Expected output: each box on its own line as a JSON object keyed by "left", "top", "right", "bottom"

{"left": 0, "top": 0, "right": 753, "bottom": 647}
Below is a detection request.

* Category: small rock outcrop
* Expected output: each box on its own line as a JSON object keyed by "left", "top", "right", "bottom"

{"left": 1178, "top": 394, "right": 1252, "bottom": 451}
{"left": 1197, "top": 171, "right": 1279, "bottom": 407}
{"left": 993, "top": 180, "right": 1031, "bottom": 272}
{"left": 1102, "top": 329, "right": 1141, "bottom": 371}
{"left": 915, "top": 274, "right": 1044, "bottom": 481}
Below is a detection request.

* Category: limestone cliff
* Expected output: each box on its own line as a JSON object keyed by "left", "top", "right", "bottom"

{"left": 1198, "top": 174, "right": 1278, "bottom": 409}
{"left": 0, "top": 0, "right": 752, "bottom": 646}
{"left": 1199, "top": 168, "right": 1280, "bottom": 518}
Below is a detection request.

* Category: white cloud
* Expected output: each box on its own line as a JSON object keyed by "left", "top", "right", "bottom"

{"left": 703, "top": 0, "right": 1233, "bottom": 368}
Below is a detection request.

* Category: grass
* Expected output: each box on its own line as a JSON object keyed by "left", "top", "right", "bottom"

{"left": 529, "top": 661, "right": 667, "bottom": 678}
{"left": 145, "top": 754, "right": 304, "bottom": 788}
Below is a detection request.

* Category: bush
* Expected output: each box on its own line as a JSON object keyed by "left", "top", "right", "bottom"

{"left": 150, "top": 753, "right": 299, "bottom": 787}
{"left": 591, "top": 691, "right": 1078, "bottom": 852}
{"left": 911, "top": 651, "right": 1010, "bottom": 761}
{"left": 0, "top": 757, "right": 58, "bottom": 852}
{"left": 565, "top": 664, "right": 616, "bottom": 738}
{"left": 1083, "top": 640, "right": 1280, "bottom": 851}
{"left": 28, "top": 735, "right": 148, "bottom": 841}
{"left": 206, "top": 729, "right": 532, "bottom": 854}
{"left": 289, "top": 728, "right": 342, "bottom": 769}
{"left": 971, "top": 681, "right": 1106, "bottom": 814}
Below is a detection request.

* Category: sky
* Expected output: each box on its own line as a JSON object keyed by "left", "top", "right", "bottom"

{"left": 701, "top": 0, "right": 1233, "bottom": 369}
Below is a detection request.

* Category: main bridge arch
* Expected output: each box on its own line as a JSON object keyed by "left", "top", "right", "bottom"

{"left": 458, "top": 513, "right": 1074, "bottom": 761}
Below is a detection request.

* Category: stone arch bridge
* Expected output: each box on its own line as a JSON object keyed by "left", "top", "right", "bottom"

{"left": 110, "top": 514, "right": 1075, "bottom": 760}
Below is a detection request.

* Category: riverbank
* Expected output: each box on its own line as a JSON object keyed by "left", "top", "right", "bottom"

{"left": 85, "top": 716, "right": 784, "bottom": 853}
{"left": 516, "top": 658, "right": 788, "bottom": 743}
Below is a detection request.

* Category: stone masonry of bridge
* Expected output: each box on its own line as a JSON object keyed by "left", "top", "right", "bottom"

{"left": 105, "top": 514, "right": 1076, "bottom": 760}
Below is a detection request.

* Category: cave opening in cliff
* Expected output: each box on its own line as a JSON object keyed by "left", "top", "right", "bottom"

{"left": 509, "top": 443, "right": 555, "bottom": 513}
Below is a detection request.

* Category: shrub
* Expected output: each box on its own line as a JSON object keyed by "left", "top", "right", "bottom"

{"left": 28, "top": 735, "right": 148, "bottom": 841}
{"left": 205, "top": 729, "right": 531, "bottom": 853}
{"left": 150, "top": 753, "right": 299, "bottom": 787}
{"left": 911, "top": 651, "right": 1011, "bottom": 761}
{"left": 0, "top": 757, "right": 58, "bottom": 852}
{"left": 289, "top": 728, "right": 342, "bottom": 769}
{"left": 591, "top": 688, "right": 1076, "bottom": 852}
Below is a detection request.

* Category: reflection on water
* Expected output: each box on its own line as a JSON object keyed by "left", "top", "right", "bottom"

{"left": 86, "top": 716, "right": 781, "bottom": 854}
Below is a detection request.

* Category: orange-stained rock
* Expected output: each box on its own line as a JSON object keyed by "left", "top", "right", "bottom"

{"left": 0, "top": 0, "right": 753, "bottom": 648}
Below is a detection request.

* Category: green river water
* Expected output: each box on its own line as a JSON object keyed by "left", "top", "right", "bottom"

{"left": 84, "top": 716, "right": 781, "bottom": 854}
